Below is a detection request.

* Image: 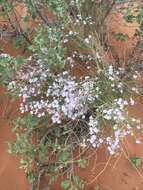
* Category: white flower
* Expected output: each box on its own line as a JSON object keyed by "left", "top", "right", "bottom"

{"left": 84, "top": 38, "right": 90, "bottom": 44}
{"left": 69, "top": 31, "right": 74, "bottom": 35}
{"left": 90, "top": 135, "right": 96, "bottom": 144}
{"left": 130, "top": 98, "right": 135, "bottom": 106}
{"left": 136, "top": 140, "right": 142, "bottom": 144}
{"left": 133, "top": 75, "right": 137, "bottom": 79}
{"left": 0, "top": 53, "right": 9, "bottom": 58}
{"left": 63, "top": 39, "right": 68, "bottom": 43}
{"left": 83, "top": 20, "right": 87, "bottom": 25}
{"left": 80, "top": 139, "right": 87, "bottom": 148}
{"left": 108, "top": 65, "right": 113, "bottom": 75}
{"left": 107, "top": 147, "right": 115, "bottom": 155}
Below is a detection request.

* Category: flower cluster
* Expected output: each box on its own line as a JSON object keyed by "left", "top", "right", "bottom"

{"left": 9, "top": 58, "right": 142, "bottom": 155}
{"left": 12, "top": 60, "right": 95, "bottom": 123}
{"left": 46, "top": 73, "right": 92, "bottom": 123}
{"left": 85, "top": 66, "right": 142, "bottom": 154}
{"left": 88, "top": 109, "right": 141, "bottom": 155}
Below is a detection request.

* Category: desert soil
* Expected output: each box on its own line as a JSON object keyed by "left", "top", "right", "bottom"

{"left": 0, "top": 2, "right": 143, "bottom": 190}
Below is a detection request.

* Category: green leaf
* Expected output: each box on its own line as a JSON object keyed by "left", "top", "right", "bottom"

{"left": 49, "top": 175, "right": 58, "bottom": 185}
{"left": 72, "top": 176, "right": 85, "bottom": 189}
{"left": 78, "top": 159, "right": 87, "bottom": 169}
{"left": 27, "top": 170, "right": 35, "bottom": 183}
{"left": 59, "top": 151, "right": 70, "bottom": 162}
{"left": 114, "top": 32, "right": 129, "bottom": 41}
{"left": 124, "top": 15, "right": 136, "bottom": 23}
{"left": 130, "top": 157, "right": 142, "bottom": 168}
{"left": 95, "top": 185, "right": 101, "bottom": 190}
{"left": 61, "top": 180, "right": 71, "bottom": 189}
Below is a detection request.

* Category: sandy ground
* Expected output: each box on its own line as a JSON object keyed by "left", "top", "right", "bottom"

{"left": 0, "top": 88, "right": 30, "bottom": 190}
{"left": 0, "top": 2, "right": 143, "bottom": 189}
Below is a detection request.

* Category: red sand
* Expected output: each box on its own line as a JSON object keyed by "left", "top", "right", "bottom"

{"left": 0, "top": 88, "right": 30, "bottom": 190}
{"left": 0, "top": 2, "right": 143, "bottom": 189}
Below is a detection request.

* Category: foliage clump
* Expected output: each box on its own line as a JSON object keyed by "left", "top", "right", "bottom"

{"left": 0, "top": 0, "right": 143, "bottom": 190}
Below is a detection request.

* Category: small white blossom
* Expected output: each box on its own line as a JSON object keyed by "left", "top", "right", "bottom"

{"left": 84, "top": 38, "right": 90, "bottom": 44}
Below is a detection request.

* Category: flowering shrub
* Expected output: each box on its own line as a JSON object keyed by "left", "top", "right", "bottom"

{"left": 0, "top": 0, "right": 143, "bottom": 190}
{"left": 7, "top": 55, "right": 142, "bottom": 156}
